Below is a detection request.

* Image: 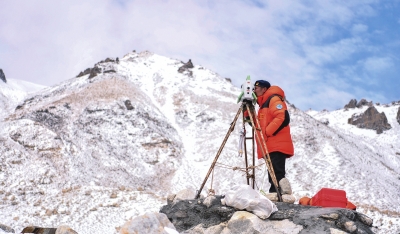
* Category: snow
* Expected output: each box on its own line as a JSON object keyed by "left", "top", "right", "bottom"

{"left": 0, "top": 51, "right": 399, "bottom": 233}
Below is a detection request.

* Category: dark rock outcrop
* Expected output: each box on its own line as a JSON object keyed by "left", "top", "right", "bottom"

{"left": 88, "top": 66, "right": 102, "bottom": 79}
{"left": 344, "top": 99, "right": 357, "bottom": 109}
{"left": 160, "top": 196, "right": 374, "bottom": 233}
{"left": 178, "top": 59, "right": 194, "bottom": 77}
{"left": 397, "top": 106, "right": 400, "bottom": 125}
{"left": 348, "top": 106, "right": 391, "bottom": 134}
{"left": 0, "top": 69, "right": 6, "bottom": 83}
{"left": 344, "top": 99, "right": 373, "bottom": 109}
{"left": 356, "top": 98, "right": 373, "bottom": 108}
{"left": 124, "top": 100, "right": 134, "bottom": 110}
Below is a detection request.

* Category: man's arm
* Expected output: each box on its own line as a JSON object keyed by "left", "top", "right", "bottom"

{"left": 265, "top": 97, "right": 286, "bottom": 136}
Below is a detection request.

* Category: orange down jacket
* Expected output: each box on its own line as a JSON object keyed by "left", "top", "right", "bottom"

{"left": 256, "top": 86, "right": 294, "bottom": 158}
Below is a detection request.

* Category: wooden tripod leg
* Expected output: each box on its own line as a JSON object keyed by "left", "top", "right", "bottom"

{"left": 242, "top": 115, "right": 250, "bottom": 186}
{"left": 194, "top": 105, "right": 244, "bottom": 199}
{"left": 245, "top": 103, "right": 283, "bottom": 202}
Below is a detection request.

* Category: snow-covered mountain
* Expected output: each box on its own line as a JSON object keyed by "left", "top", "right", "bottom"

{"left": 0, "top": 51, "right": 399, "bottom": 234}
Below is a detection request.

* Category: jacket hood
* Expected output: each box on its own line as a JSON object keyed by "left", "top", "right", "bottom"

{"left": 257, "top": 85, "right": 285, "bottom": 106}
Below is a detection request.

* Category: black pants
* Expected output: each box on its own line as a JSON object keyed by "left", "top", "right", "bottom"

{"left": 267, "top": 152, "right": 287, "bottom": 193}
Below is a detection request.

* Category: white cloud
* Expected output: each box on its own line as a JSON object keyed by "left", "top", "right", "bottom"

{"left": 363, "top": 56, "right": 394, "bottom": 73}
{"left": 351, "top": 24, "right": 368, "bottom": 34}
{"left": 0, "top": 0, "right": 398, "bottom": 111}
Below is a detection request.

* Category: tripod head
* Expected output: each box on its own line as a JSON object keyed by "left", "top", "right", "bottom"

{"left": 237, "top": 75, "right": 257, "bottom": 105}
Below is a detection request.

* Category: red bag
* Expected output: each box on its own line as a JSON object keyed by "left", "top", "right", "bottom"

{"left": 310, "top": 188, "right": 347, "bottom": 208}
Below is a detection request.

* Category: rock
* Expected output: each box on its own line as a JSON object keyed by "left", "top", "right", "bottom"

{"left": 348, "top": 106, "right": 391, "bottom": 134}
{"left": 279, "top": 178, "right": 292, "bottom": 195}
{"left": 119, "top": 212, "right": 177, "bottom": 234}
{"left": 356, "top": 99, "right": 373, "bottom": 108}
{"left": 264, "top": 192, "right": 278, "bottom": 201}
{"left": 178, "top": 59, "right": 194, "bottom": 76}
{"left": 397, "top": 106, "right": 400, "bottom": 125}
{"left": 320, "top": 118, "right": 329, "bottom": 125}
{"left": 203, "top": 196, "right": 217, "bottom": 208}
{"left": 160, "top": 195, "right": 235, "bottom": 232}
{"left": 76, "top": 68, "right": 91, "bottom": 77}
{"left": 0, "top": 223, "right": 14, "bottom": 233}
{"left": 225, "top": 211, "right": 303, "bottom": 234}
{"left": 357, "top": 213, "right": 373, "bottom": 226}
{"left": 76, "top": 65, "right": 102, "bottom": 78}
{"left": 89, "top": 66, "right": 102, "bottom": 79}
{"left": 55, "top": 225, "right": 78, "bottom": 234}
{"left": 161, "top": 197, "right": 375, "bottom": 234}
{"left": 21, "top": 226, "right": 57, "bottom": 233}
{"left": 124, "top": 100, "right": 134, "bottom": 110}
{"left": 173, "top": 188, "right": 196, "bottom": 202}
{"left": 344, "top": 99, "right": 357, "bottom": 109}
{"left": 167, "top": 194, "right": 176, "bottom": 205}
{"left": 0, "top": 69, "right": 6, "bottom": 83}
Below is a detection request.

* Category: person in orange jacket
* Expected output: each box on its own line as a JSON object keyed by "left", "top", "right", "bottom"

{"left": 252, "top": 80, "right": 294, "bottom": 194}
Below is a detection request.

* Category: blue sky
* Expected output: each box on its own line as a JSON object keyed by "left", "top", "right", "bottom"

{"left": 0, "top": 0, "right": 399, "bottom": 110}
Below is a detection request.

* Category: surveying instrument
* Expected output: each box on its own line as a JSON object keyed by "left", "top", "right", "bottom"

{"left": 194, "top": 76, "right": 283, "bottom": 202}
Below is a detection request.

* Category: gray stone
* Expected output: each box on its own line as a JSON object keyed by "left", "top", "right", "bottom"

{"left": 357, "top": 213, "right": 373, "bottom": 226}
{"left": 0, "top": 223, "right": 14, "bottom": 233}
{"left": 55, "top": 225, "right": 78, "bottom": 234}
{"left": 348, "top": 106, "right": 391, "bottom": 134}
{"left": 0, "top": 69, "right": 6, "bottom": 83}
{"left": 124, "top": 100, "right": 134, "bottom": 110}
{"left": 397, "top": 106, "right": 400, "bottom": 125}
{"left": 119, "top": 212, "right": 177, "bottom": 234}
{"left": 203, "top": 196, "right": 217, "bottom": 208}
{"left": 174, "top": 188, "right": 196, "bottom": 202}
{"left": 279, "top": 178, "right": 292, "bottom": 195}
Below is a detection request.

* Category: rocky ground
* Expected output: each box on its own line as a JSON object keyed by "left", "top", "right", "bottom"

{"left": 160, "top": 195, "right": 374, "bottom": 234}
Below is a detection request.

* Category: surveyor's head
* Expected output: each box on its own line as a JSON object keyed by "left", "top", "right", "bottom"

{"left": 254, "top": 80, "right": 270, "bottom": 96}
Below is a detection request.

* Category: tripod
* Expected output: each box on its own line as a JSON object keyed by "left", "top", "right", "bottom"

{"left": 194, "top": 100, "right": 283, "bottom": 202}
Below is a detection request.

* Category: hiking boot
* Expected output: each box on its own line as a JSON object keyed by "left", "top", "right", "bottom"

{"left": 279, "top": 178, "right": 292, "bottom": 195}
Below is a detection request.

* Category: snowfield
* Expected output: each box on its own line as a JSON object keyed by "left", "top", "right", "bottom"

{"left": 0, "top": 51, "right": 399, "bottom": 233}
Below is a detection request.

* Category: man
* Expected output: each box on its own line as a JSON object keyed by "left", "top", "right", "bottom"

{"left": 252, "top": 80, "right": 294, "bottom": 197}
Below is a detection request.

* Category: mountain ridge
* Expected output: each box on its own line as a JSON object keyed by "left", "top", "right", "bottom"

{"left": 0, "top": 50, "right": 399, "bottom": 233}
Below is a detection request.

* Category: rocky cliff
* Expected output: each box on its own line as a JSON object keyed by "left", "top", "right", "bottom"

{"left": 348, "top": 106, "right": 391, "bottom": 134}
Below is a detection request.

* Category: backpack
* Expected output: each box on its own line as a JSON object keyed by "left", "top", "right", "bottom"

{"left": 260, "top": 94, "right": 290, "bottom": 136}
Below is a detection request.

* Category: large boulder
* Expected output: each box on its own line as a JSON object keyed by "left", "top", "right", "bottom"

{"left": 160, "top": 196, "right": 374, "bottom": 234}
{"left": 0, "top": 69, "right": 6, "bottom": 83}
{"left": 348, "top": 106, "right": 391, "bottom": 134}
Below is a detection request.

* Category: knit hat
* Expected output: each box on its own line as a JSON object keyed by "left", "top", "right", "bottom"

{"left": 254, "top": 80, "right": 271, "bottom": 89}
